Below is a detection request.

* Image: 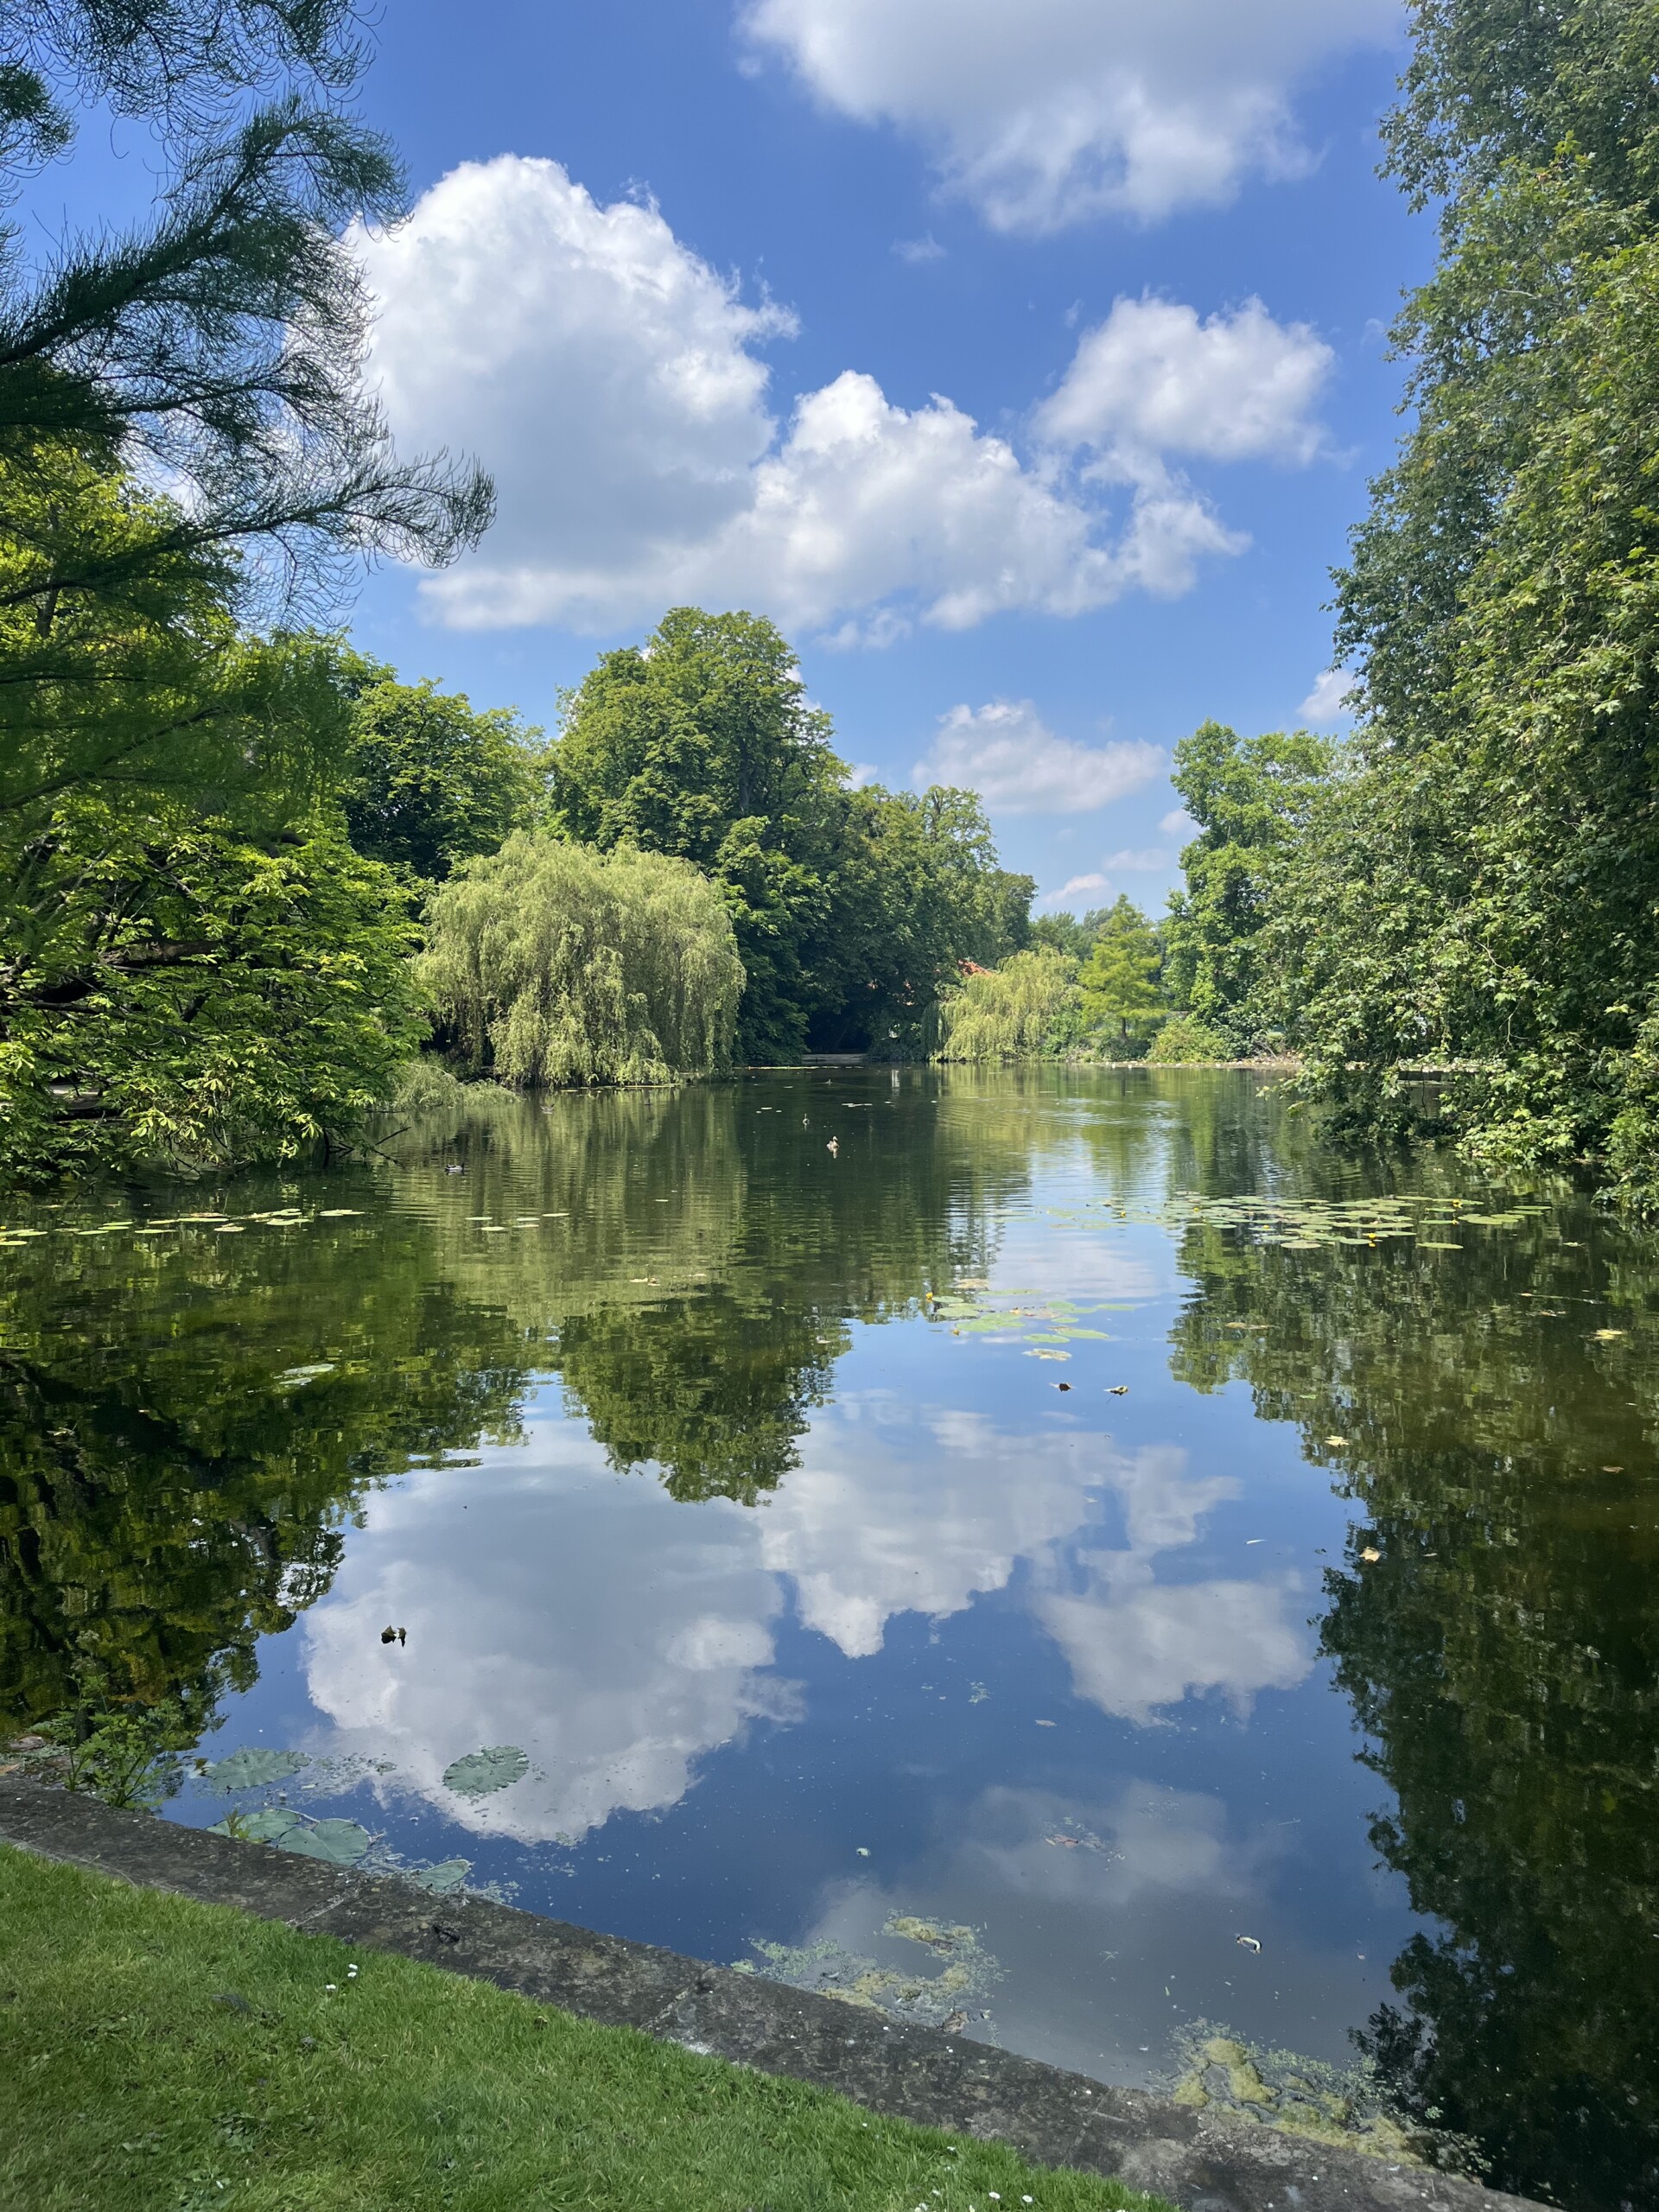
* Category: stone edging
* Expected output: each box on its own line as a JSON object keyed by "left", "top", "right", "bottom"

{"left": 0, "top": 1779, "right": 1537, "bottom": 2212}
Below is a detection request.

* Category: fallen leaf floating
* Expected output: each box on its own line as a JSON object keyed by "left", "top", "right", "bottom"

{"left": 1326, "top": 1435, "right": 1349, "bottom": 1448}
{"left": 1236, "top": 1936, "right": 1262, "bottom": 1953}
{"left": 1107, "top": 1384, "right": 1129, "bottom": 1395}
{"left": 1592, "top": 1328, "right": 1627, "bottom": 1340}
{"left": 1360, "top": 1547, "right": 1382, "bottom": 1563}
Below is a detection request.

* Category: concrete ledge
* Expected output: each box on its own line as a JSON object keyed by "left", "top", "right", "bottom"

{"left": 0, "top": 1778, "right": 1535, "bottom": 2212}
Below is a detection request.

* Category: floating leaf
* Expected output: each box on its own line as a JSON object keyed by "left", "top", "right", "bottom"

{"left": 227, "top": 1807, "right": 301, "bottom": 1844}
{"left": 282, "top": 1818, "right": 372, "bottom": 1865}
{"left": 317, "top": 1209, "right": 364, "bottom": 1217}
{"left": 203, "top": 1748, "right": 308, "bottom": 1794}
{"left": 410, "top": 1859, "right": 471, "bottom": 1894}
{"left": 1592, "top": 1328, "right": 1627, "bottom": 1341}
{"left": 443, "top": 1745, "right": 529, "bottom": 1796}
{"left": 1026, "top": 1349, "right": 1070, "bottom": 1362}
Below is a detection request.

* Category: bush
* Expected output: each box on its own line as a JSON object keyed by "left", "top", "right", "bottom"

{"left": 420, "top": 833, "right": 745, "bottom": 1086}
{"left": 1146, "top": 1014, "right": 1231, "bottom": 1064}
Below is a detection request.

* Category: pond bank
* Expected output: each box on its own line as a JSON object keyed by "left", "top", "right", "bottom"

{"left": 0, "top": 1778, "right": 1538, "bottom": 2212}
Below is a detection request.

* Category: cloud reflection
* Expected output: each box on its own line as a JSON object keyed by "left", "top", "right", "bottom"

{"left": 299, "top": 1387, "right": 1308, "bottom": 1842}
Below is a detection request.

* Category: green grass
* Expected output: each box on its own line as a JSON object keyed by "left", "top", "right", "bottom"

{"left": 0, "top": 1846, "right": 1175, "bottom": 2212}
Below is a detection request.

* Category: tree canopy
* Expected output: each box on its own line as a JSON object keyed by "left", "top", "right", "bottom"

{"left": 337, "top": 665, "right": 548, "bottom": 885}
{"left": 1237, "top": 0, "right": 1659, "bottom": 1198}
{"left": 1160, "top": 721, "right": 1330, "bottom": 1053}
{"left": 1077, "top": 896, "right": 1165, "bottom": 1046}
{"left": 553, "top": 607, "right": 1032, "bottom": 1061}
{"left": 420, "top": 833, "right": 745, "bottom": 1088}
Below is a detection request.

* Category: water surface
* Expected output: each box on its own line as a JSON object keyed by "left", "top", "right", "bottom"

{"left": 3, "top": 1070, "right": 1656, "bottom": 2210}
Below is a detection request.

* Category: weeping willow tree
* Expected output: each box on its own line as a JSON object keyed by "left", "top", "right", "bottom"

{"left": 420, "top": 833, "right": 745, "bottom": 1086}
{"left": 933, "top": 947, "right": 1079, "bottom": 1063}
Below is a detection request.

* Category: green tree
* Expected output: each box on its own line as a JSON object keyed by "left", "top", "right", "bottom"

{"left": 420, "top": 832, "right": 746, "bottom": 1088}
{"left": 0, "top": 800, "right": 424, "bottom": 1179}
{"left": 0, "top": 3, "right": 489, "bottom": 630}
{"left": 1161, "top": 721, "right": 1331, "bottom": 1051}
{"left": 1030, "top": 908, "right": 1108, "bottom": 959}
{"left": 552, "top": 608, "right": 842, "bottom": 1061}
{"left": 338, "top": 668, "right": 548, "bottom": 884}
{"left": 1274, "top": 0, "right": 1659, "bottom": 1197}
{"left": 554, "top": 609, "right": 1032, "bottom": 1061}
{"left": 934, "top": 948, "right": 1080, "bottom": 1062}
{"left": 1077, "top": 895, "right": 1164, "bottom": 1049}
{"left": 0, "top": 446, "right": 348, "bottom": 833}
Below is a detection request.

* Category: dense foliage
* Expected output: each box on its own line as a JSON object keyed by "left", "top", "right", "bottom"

{"left": 935, "top": 947, "right": 1080, "bottom": 1062}
{"left": 337, "top": 664, "right": 548, "bottom": 886}
{"left": 1160, "top": 722, "right": 1331, "bottom": 1053}
{"left": 0, "top": 802, "right": 423, "bottom": 1180}
{"left": 421, "top": 833, "right": 745, "bottom": 1087}
{"left": 1236, "top": 0, "right": 1659, "bottom": 1198}
{"left": 554, "top": 607, "right": 1032, "bottom": 1061}
{"left": 1078, "top": 896, "right": 1165, "bottom": 1048}
{"left": 0, "top": 4, "right": 490, "bottom": 1182}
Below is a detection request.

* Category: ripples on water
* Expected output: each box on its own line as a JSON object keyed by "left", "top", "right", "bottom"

{"left": 2, "top": 1070, "right": 1655, "bottom": 2210}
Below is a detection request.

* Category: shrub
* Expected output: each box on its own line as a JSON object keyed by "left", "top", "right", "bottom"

{"left": 1147, "top": 1014, "right": 1231, "bottom": 1064}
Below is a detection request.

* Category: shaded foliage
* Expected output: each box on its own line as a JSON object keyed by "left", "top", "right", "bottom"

{"left": 0, "top": 800, "right": 423, "bottom": 1179}
{"left": 1161, "top": 721, "right": 1330, "bottom": 1052}
{"left": 337, "top": 666, "right": 548, "bottom": 886}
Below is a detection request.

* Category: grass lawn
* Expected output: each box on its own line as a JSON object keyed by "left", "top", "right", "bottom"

{"left": 1, "top": 1845, "right": 1177, "bottom": 2212}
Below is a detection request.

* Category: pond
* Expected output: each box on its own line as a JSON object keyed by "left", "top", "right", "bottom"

{"left": 3, "top": 1068, "right": 1656, "bottom": 2212}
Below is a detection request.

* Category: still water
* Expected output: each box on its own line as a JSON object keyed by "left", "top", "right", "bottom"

{"left": 3, "top": 1071, "right": 1656, "bottom": 2210}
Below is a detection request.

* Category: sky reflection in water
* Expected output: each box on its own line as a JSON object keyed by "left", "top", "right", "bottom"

{"left": 4, "top": 1068, "right": 1656, "bottom": 2212}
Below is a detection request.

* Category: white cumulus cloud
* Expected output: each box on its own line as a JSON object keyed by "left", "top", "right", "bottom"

{"left": 1036, "top": 296, "right": 1334, "bottom": 466}
{"left": 1041, "top": 872, "right": 1109, "bottom": 907}
{"left": 357, "top": 157, "right": 1263, "bottom": 638}
{"left": 917, "top": 700, "right": 1164, "bottom": 815}
{"left": 1300, "top": 667, "right": 1358, "bottom": 721}
{"left": 1160, "top": 808, "right": 1198, "bottom": 838}
{"left": 741, "top": 0, "right": 1400, "bottom": 232}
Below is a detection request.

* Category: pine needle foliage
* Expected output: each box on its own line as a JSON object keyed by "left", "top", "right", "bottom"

{"left": 421, "top": 834, "right": 746, "bottom": 1089}
{"left": 934, "top": 947, "right": 1080, "bottom": 1063}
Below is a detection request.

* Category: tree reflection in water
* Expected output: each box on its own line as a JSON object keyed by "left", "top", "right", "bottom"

{"left": 3, "top": 1071, "right": 1656, "bottom": 2212}
{"left": 1168, "top": 1159, "right": 1659, "bottom": 2212}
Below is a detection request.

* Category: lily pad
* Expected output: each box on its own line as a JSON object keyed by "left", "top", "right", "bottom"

{"left": 208, "top": 1805, "right": 301, "bottom": 1844}
{"left": 410, "top": 1858, "right": 472, "bottom": 1894}
{"left": 203, "top": 1748, "right": 308, "bottom": 1794}
{"left": 442, "top": 1745, "right": 529, "bottom": 1796}
{"left": 281, "top": 1818, "right": 372, "bottom": 1865}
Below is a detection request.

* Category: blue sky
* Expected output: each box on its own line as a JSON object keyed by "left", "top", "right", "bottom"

{"left": 44, "top": 0, "right": 1433, "bottom": 911}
